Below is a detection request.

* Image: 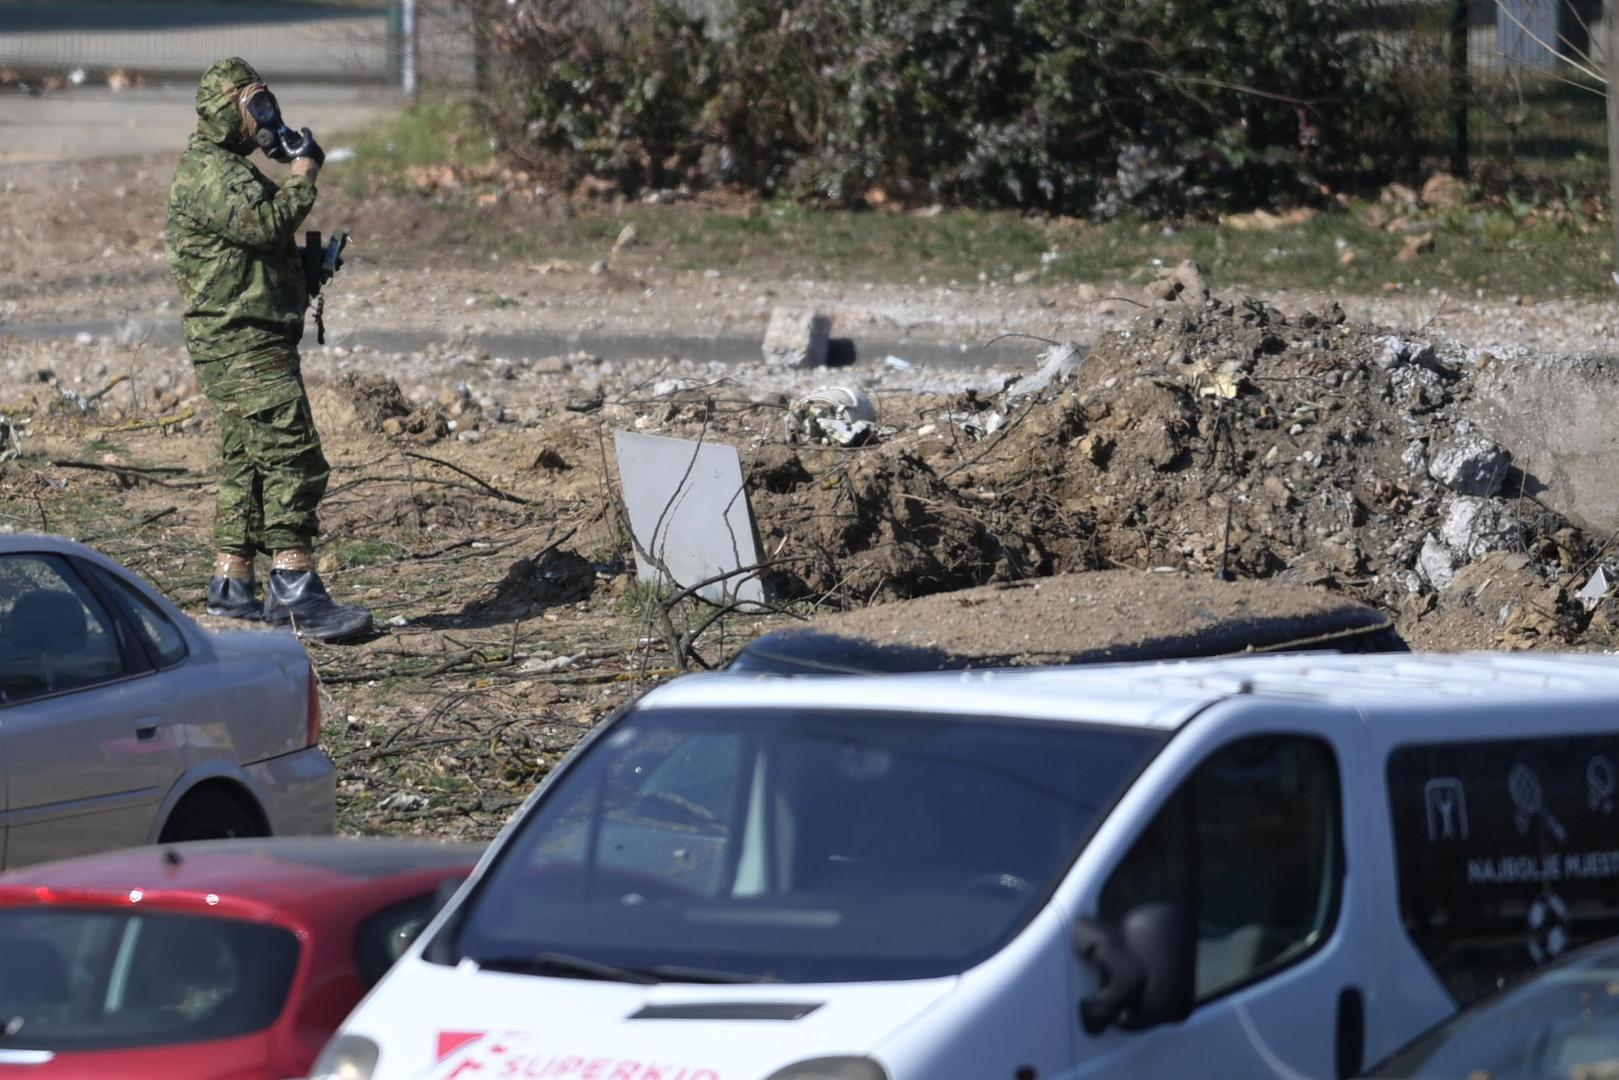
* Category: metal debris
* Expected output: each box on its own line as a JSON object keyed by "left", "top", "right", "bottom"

{"left": 787, "top": 386, "right": 878, "bottom": 447}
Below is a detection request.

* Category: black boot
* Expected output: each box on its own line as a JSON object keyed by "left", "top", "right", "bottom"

{"left": 206, "top": 576, "right": 262, "bottom": 620}
{"left": 263, "top": 569, "right": 373, "bottom": 642}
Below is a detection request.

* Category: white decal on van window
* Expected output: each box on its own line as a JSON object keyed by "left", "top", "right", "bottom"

{"left": 1466, "top": 850, "right": 1619, "bottom": 884}
{"left": 1508, "top": 764, "right": 1568, "bottom": 843}
{"left": 431, "top": 1030, "right": 721, "bottom": 1080}
{"left": 1589, "top": 755, "right": 1616, "bottom": 814}
{"left": 1527, "top": 890, "right": 1570, "bottom": 964}
{"left": 1424, "top": 778, "right": 1468, "bottom": 841}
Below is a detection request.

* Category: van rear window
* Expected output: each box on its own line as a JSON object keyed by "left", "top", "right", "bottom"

{"left": 1387, "top": 736, "right": 1619, "bottom": 1005}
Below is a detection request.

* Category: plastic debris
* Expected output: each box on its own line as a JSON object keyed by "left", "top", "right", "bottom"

{"left": 1578, "top": 566, "right": 1616, "bottom": 611}
{"left": 1006, "top": 342, "right": 1083, "bottom": 401}
{"left": 0, "top": 414, "right": 20, "bottom": 463}
{"left": 787, "top": 386, "right": 878, "bottom": 447}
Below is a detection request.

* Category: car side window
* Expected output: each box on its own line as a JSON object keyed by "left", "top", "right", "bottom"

{"left": 82, "top": 562, "right": 188, "bottom": 668}
{"left": 0, "top": 554, "right": 132, "bottom": 705}
{"left": 1387, "top": 735, "right": 1619, "bottom": 1007}
{"left": 1098, "top": 734, "right": 1343, "bottom": 1002}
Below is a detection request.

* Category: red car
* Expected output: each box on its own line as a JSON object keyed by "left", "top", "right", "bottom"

{"left": 0, "top": 838, "right": 480, "bottom": 1078}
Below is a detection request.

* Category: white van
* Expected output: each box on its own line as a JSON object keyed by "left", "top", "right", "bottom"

{"left": 313, "top": 654, "right": 1619, "bottom": 1080}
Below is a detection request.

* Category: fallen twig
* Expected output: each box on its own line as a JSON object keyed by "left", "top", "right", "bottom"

{"left": 400, "top": 451, "right": 533, "bottom": 505}
{"left": 49, "top": 459, "right": 203, "bottom": 489}
{"left": 97, "top": 406, "right": 197, "bottom": 432}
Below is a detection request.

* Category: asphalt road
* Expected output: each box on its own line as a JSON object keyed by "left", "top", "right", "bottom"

{"left": 0, "top": 1, "right": 394, "bottom": 81}
{"left": 0, "top": 82, "right": 405, "bottom": 163}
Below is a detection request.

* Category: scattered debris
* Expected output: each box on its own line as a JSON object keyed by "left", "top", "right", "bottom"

{"left": 1578, "top": 566, "right": 1616, "bottom": 611}
{"left": 0, "top": 414, "right": 20, "bottom": 462}
{"left": 1145, "top": 259, "right": 1210, "bottom": 305}
{"left": 786, "top": 386, "right": 879, "bottom": 447}
{"left": 1006, "top": 343, "right": 1084, "bottom": 401}
{"left": 762, "top": 307, "right": 832, "bottom": 368}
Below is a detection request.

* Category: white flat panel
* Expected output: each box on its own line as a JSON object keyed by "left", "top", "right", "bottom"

{"left": 614, "top": 431, "right": 766, "bottom": 607}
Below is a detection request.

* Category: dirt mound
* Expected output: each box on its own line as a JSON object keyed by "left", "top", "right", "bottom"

{"left": 987, "top": 300, "right": 1600, "bottom": 645}
{"left": 747, "top": 445, "right": 1045, "bottom": 603}
{"left": 740, "top": 297, "right": 1603, "bottom": 648}
{"left": 310, "top": 374, "right": 449, "bottom": 444}
{"left": 787, "top": 570, "right": 1396, "bottom": 666}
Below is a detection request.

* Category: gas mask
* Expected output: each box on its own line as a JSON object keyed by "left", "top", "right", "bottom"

{"left": 240, "top": 85, "right": 313, "bottom": 163}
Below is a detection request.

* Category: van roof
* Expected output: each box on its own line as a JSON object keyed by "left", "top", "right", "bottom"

{"left": 640, "top": 652, "right": 1619, "bottom": 730}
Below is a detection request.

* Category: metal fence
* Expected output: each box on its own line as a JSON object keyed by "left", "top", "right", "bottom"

{"left": 0, "top": 0, "right": 476, "bottom": 87}
{"left": 1364, "top": 0, "right": 1607, "bottom": 183}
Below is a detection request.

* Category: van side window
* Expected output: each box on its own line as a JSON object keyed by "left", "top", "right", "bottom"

{"left": 1099, "top": 735, "right": 1343, "bottom": 1002}
{"left": 1387, "top": 736, "right": 1619, "bottom": 1007}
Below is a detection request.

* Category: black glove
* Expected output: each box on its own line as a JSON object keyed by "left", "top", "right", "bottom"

{"left": 288, "top": 127, "right": 325, "bottom": 168}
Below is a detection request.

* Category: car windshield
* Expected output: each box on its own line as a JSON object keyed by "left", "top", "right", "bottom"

{"left": 442, "top": 706, "right": 1161, "bottom": 983}
{"left": 1369, "top": 944, "right": 1619, "bottom": 1079}
{"left": 0, "top": 908, "right": 299, "bottom": 1051}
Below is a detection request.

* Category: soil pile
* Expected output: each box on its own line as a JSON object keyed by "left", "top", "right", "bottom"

{"left": 781, "top": 570, "right": 1398, "bottom": 667}
{"left": 311, "top": 374, "right": 451, "bottom": 444}
{"left": 744, "top": 296, "right": 1606, "bottom": 649}
{"left": 747, "top": 444, "right": 1045, "bottom": 603}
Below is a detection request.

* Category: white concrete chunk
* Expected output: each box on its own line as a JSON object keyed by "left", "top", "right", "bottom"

{"left": 763, "top": 307, "right": 832, "bottom": 368}
{"left": 1437, "top": 495, "right": 1521, "bottom": 561}
{"left": 1428, "top": 433, "right": 1512, "bottom": 496}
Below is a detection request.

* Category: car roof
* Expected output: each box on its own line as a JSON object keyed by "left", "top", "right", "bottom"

{"left": 0, "top": 533, "right": 104, "bottom": 557}
{"left": 642, "top": 652, "right": 1619, "bottom": 730}
{"left": 0, "top": 838, "right": 482, "bottom": 913}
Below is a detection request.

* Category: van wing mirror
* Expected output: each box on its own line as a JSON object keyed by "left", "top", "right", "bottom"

{"left": 429, "top": 874, "right": 467, "bottom": 919}
{"left": 1075, "top": 902, "right": 1194, "bottom": 1033}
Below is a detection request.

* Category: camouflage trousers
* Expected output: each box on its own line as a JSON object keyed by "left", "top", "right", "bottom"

{"left": 194, "top": 350, "right": 329, "bottom": 556}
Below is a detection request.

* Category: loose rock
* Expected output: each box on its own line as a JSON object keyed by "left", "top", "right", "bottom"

{"left": 1428, "top": 434, "right": 1511, "bottom": 496}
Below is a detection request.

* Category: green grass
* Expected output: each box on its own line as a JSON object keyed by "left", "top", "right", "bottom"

{"left": 338, "top": 101, "right": 493, "bottom": 196}
{"left": 333, "top": 539, "right": 405, "bottom": 570}
{"left": 474, "top": 200, "right": 1611, "bottom": 300}
{"left": 81, "top": 437, "right": 128, "bottom": 457}
{"left": 344, "top": 97, "right": 1613, "bottom": 300}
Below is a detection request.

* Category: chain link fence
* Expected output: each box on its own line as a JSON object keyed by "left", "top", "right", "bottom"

{"left": 0, "top": 0, "right": 476, "bottom": 87}
{"left": 1363, "top": 0, "right": 1606, "bottom": 184}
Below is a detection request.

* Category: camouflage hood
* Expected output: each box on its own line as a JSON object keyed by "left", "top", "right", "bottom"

{"left": 195, "top": 57, "right": 263, "bottom": 154}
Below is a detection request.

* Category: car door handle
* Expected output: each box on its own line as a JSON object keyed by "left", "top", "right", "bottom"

{"left": 1336, "top": 985, "right": 1365, "bottom": 1079}
{"left": 135, "top": 718, "right": 160, "bottom": 741}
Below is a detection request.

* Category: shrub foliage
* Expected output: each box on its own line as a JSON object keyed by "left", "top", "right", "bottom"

{"left": 482, "top": 0, "right": 1411, "bottom": 215}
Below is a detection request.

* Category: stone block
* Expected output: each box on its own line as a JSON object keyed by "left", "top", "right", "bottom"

{"left": 763, "top": 308, "right": 832, "bottom": 368}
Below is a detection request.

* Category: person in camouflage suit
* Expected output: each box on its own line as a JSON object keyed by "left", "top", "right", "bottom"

{"left": 166, "top": 57, "right": 370, "bottom": 641}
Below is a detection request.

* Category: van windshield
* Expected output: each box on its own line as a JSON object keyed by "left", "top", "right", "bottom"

{"left": 442, "top": 706, "right": 1161, "bottom": 983}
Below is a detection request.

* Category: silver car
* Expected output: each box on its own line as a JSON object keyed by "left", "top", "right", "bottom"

{"left": 0, "top": 533, "right": 335, "bottom": 868}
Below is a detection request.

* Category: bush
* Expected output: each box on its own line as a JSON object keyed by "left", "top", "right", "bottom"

{"left": 479, "top": 0, "right": 1413, "bottom": 216}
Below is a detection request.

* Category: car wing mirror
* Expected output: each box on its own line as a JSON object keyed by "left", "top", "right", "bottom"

{"left": 1075, "top": 902, "right": 1194, "bottom": 1033}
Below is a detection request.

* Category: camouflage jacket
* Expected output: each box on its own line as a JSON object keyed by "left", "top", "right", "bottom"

{"left": 165, "top": 58, "right": 316, "bottom": 371}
